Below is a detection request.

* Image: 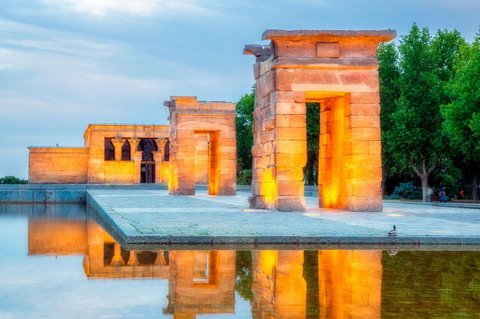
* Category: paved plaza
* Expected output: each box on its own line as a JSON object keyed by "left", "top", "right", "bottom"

{"left": 87, "top": 189, "right": 480, "bottom": 248}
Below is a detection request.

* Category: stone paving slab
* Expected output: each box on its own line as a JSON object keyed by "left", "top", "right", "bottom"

{"left": 87, "top": 189, "right": 480, "bottom": 248}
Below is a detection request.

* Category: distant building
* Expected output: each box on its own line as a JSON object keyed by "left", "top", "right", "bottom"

{"left": 28, "top": 97, "right": 236, "bottom": 188}
{"left": 28, "top": 124, "right": 171, "bottom": 184}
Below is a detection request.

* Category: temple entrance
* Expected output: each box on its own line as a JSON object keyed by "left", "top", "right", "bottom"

{"left": 139, "top": 138, "right": 158, "bottom": 184}
{"left": 245, "top": 29, "right": 396, "bottom": 211}
{"left": 165, "top": 96, "right": 236, "bottom": 196}
{"left": 141, "top": 162, "right": 155, "bottom": 183}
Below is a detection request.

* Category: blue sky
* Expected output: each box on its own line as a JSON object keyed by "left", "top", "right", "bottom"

{"left": 1, "top": 0, "right": 479, "bottom": 178}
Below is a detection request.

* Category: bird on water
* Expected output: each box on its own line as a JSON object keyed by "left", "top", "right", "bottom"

{"left": 388, "top": 225, "right": 397, "bottom": 237}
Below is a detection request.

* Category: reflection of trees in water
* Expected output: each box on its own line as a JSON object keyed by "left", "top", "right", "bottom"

{"left": 304, "top": 250, "right": 320, "bottom": 319}
{"left": 235, "top": 250, "right": 253, "bottom": 303}
{"left": 382, "top": 251, "right": 480, "bottom": 318}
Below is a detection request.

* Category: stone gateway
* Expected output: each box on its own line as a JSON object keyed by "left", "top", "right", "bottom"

{"left": 245, "top": 30, "right": 396, "bottom": 211}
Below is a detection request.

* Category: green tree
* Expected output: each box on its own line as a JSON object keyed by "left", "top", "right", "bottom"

{"left": 378, "top": 42, "right": 401, "bottom": 193}
{"left": 0, "top": 176, "right": 28, "bottom": 184}
{"left": 385, "top": 24, "right": 463, "bottom": 201}
{"left": 304, "top": 102, "right": 320, "bottom": 185}
{"left": 236, "top": 87, "right": 255, "bottom": 182}
{"left": 235, "top": 251, "right": 253, "bottom": 302}
{"left": 442, "top": 32, "right": 480, "bottom": 201}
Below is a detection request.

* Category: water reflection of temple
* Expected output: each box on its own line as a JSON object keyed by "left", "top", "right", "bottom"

{"left": 164, "top": 251, "right": 236, "bottom": 318}
{"left": 29, "top": 205, "right": 480, "bottom": 319}
{"left": 26, "top": 207, "right": 385, "bottom": 318}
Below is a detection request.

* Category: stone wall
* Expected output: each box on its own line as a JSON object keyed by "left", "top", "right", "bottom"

{"left": 28, "top": 147, "right": 89, "bottom": 183}
{"left": 84, "top": 124, "right": 169, "bottom": 184}
{"left": 103, "top": 161, "right": 136, "bottom": 184}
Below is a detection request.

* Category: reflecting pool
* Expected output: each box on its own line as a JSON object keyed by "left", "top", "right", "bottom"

{"left": 0, "top": 204, "right": 479, "bottom": 318}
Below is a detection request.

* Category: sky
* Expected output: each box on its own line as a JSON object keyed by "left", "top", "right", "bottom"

{"left": 1, "top": 0, "right": 479, "bottom": 179}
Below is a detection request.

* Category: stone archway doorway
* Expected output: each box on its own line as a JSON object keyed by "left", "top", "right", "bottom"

{"left": 245, "top": 29, "right": 396, "bottom": 211}
{"left": 165, "top": 96, "right": 237, "bottom": 196}
{"left": 193, "top": 131, "right": 220, "bottom": 195}
{"left": 139, "top": 138, "right": 157, "bottom": 184}
{"left": 141, "top": 162, "right": 155, "bottom": 183}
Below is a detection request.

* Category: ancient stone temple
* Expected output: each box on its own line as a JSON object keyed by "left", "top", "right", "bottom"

{"left": 29, "top": 124, "right": 170, "bottom": 184}
{"left": 245, "top": 30, "right": 396, "bottom": 211}
{"left": 165, "top": 96, "right": 237, "bottom": 195}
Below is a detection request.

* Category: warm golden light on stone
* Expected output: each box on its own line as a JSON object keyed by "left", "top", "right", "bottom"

{"left": 318, "top": 250, "right": 382, "bottom": 319}
{"left": 28, "top": 124, "right": 170, "bottom": 184}
{"left": 252, "top": 250, "right": 306, "bottom": 318}
{"left": 27, "top": 215, "right": 386, "bottom": 318}
{"left": 165, "top": 96, "right": 236, "bottom": 196}
{"left": 245, "top": 30, "right": 396, "bottom": 211}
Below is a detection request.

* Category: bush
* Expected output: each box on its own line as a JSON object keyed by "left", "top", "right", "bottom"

{"left": 389, "top": 181, "right": 422, "bottom": 200}
{"left": 0, "top": 176, "right": 28, "bottom": 184}
{"left": 237, "top": 169, "right": 252, "bottom": 185}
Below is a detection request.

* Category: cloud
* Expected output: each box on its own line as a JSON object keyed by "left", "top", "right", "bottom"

{"left": 39, "top": 0, "right": 211, "bottom": 17}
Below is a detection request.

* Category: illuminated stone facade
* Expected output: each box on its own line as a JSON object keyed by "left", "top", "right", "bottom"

{"left": 29, "top": 124, "right": 170, "bottom": 184}
{"left": 245, "top": 30, "right": 396, "bottom": 211}
{"left": 165, "top": 96, "right": 237, "bottom": 195}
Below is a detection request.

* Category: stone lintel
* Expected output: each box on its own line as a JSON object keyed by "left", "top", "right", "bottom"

{"left": 165, "top": 96, "right": 235, "bottom": 114}
{"left": 243, "top": 44, "right": 272, "bottom": 62}
{"left": 172, "top": 109, "right": 236, "bottom": 115}
{"left": 262, "top": 29, "right": 397, "bottom": 41}
{"left": 272, "top": 57, "right": 379, "bottom": 69}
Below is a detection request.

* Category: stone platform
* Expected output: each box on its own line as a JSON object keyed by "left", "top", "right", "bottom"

{"left": 86, "top": 189, "right": 480, "bottom": 249}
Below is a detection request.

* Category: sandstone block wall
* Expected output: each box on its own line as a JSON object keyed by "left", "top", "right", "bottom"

{"left": 103, "top": 161, "right": 136, "bottom": 184}
{"left": 245, "top": 30, "right": 395, "bottom": 211}
{"left": 29, "top": 124, "right": 170, "bottom": 184}
{"left": 83, "top": 124, "right": 169, "bottom": 184}
{"left": 28, "top": 147, "right": 89, "bottom": 183}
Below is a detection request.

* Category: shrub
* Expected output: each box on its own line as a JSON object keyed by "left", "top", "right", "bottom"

{"left": 237, "top": 169, "right": 252, "bottom": 185}
{"left": 0, "top": 176, "right": 28, "bottom": 184}
{"left": 390, "top": 181, "right": 422, "bottom": 200}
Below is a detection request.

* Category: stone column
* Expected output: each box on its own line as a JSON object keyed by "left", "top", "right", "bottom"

{"left": 154, "top": 138, "right": 167, "bottom": 184}
{"left": 345, "top": 93, "right": 383, "bottom": 211}
{"left": 128, "top": 138, "right": 140, "bottom": 160}
{"left": 155, "top": 251, "right": 167, "bottom": 265}
{"left": 134, "top": 150, "right": 143, "bottom": 183}
{"left": 110, "top": 243, "right": 124, "bottom": 266}
{"left": 111, "top": 138, "right": 125, "bottom": 161}
{"left": 170, "top": 133, "right": 196, "bottom": 195}
{"left": 128, "top": 138, "right": 142, "bottom": 183}
{"left": 127, "top": 250, "right": 139, "bottom": 266}
{"left": 273, "top": 92, "right": 307, "bottom": 211}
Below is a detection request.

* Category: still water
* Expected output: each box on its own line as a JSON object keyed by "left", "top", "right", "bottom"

{"left": 0, "top": 204, "right": 479, "bottom": 319}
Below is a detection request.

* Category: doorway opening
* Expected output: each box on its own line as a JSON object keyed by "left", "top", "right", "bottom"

{"left": 305, "top": 102, "right": 320, "bottom": 186}
{"left": 141, "top": 162, "right": 155, "bottom": 183}
{"left": 139, "top": 138, "right": 158, "bottom": 184}
{"left": 307, "top": 94, "right": 348, "bottom": 209}
{"left": 194, "top": 131, "right": 220, "bottom": 195}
